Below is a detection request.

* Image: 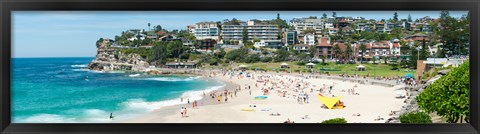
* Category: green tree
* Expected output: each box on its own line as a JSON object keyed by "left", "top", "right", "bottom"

{"left": 407, "top": 14, "right": 413, "bottom": 22}
{"left": 260, "top": 57, "right": 273, "bottom": 62}
{"left": 416, "top": 60, "right": 470, "bottom": 123}
{"left": 215, "top": 48, "right": 227, "bottom": 59}
{"left": 309, "top": 46, "right": 317, "bottom": 58}
{"left": 97, "top": 38, "right": 104, "bottom": 43}
{"left": 409, "top": 47, "right": 419, "bottom": 68}
{"left": 154, "top": 25, "right": 162, "bottom": 32}
{"left": 319, "top": 55, "right": 327, "bottom": 65}
{"left": 393, "top": 12, "right": 398, "bottom": 22}
{"left": 322, "top": 13, "right": 327, "bottom": 19}
{"left": 166, "top": 40, "right": 185, "bottom": 58}
{"left": 419, "top": 39, "right": 429, "bottom": 60}
{"left": 333, "top": 44, "right": 343, "bottom": 60}
{"left": 150, "top": 42, "right": 169, "bottom": 64}
{"left": 321, "top": 118, "right": 347, "bottom": 123}
{"left": 225, "top": 47, "right": 249, "bottom": 62}
{"left": 148, "top": 23, "right": 151, "bottom": 31}
{"left": 332, "top": 12, "right": 337, "bottom": 18}
{"left": 208, "top": 56, "right": 221, "bottom": 66}
{"left": 242, "top": 27, "right": 249, "bottom": 45}
{"left": 399, "top": 112, "right": 432, "bottom": 123}
{"left": 244, "top": 54, "right": 261, "bottom": 63}
{"left": 440, "top": 11, "right": 450, "bottom": 20}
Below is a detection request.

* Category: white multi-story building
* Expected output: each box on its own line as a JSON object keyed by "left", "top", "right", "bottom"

{"left": 328, "top": 28, "right": 338, "bottom": 35}
{"left": 304, "top": 33, "right": 315, "bottom": 45}
{"left": 290, "top": 18, "right": 324, "bottom": 35}
{"left": 221, "top": 20, "right": 280, "bottom": 42}
{"left": 324, "top": 22, "right": 334, "bottom": 29}
{"left": 194, "top": 22, "right": 219, "bottom": 40}
{"left": 187, "top": 25, "right": 196, "bottom": 34}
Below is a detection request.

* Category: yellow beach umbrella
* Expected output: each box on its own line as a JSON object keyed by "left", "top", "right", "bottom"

{"left": 316, "top": 94, "right": 342, "bottom": 109}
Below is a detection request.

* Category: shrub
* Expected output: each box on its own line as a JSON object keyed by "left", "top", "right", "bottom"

{"left": 399, "top": 112, "right": 432, "bottom": 123}
{"left": 260, "top": 57, "right": 273, "bottom": 62}
{"left": 321, "top": 118, "right": 347, "bottom": 124}
{"left": 208, "top": 57, "right": 221, "bottom": 66}
{"left": 296, "top": 61, "right": 306, "bottom": 66}
{"left": 416, "top": 60, "right": 469, "bottom": 123}
{"left": 243, "top": 54, "right": 261, "bottom": 63}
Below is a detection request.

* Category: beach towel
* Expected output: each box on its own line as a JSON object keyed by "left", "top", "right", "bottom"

{"left": 254, "top": 96, "right": 268, "bottom": 100}
{"left": 241, "top": 108, "right": 255, "bottom": 112}
{"left": 261, "top": 108, "right": 272, "bottom": 111}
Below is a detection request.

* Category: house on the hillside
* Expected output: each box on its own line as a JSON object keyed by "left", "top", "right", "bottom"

{"left": 304, "top": 33, "right": 315, "bottom": 45}
{"left": 293, "top": 44, "right": 311, "bottom": 53}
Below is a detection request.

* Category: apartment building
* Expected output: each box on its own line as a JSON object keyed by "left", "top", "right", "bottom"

{"left": 194, "top": 22, "right": 219, "bottom": 40}
{"left": 221, "top": 20, "right": 280, "bottom": 42}
{"left": 290, "top": 18, "right": 324, "bottom": 35}
{"left": 315, "top": 37, "right": 333, "bottom": 59}
{"left": 284, "top": 31, "right": 298, "bottom": 45}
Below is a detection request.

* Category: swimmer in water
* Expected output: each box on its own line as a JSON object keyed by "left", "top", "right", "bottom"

{"left": 109, "top": 113, "right": 114, "bottom": 120}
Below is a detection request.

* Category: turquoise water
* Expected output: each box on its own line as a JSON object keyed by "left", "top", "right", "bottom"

{"left": 12, "top": 57, "right": 224, "bottom": 123}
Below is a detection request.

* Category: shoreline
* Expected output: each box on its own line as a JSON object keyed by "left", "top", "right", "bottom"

{"left": 112, "top": 70, "right": 241, "bottom": 123}
{"left": 114, "top": 69, "right": 409, "bottom": 123}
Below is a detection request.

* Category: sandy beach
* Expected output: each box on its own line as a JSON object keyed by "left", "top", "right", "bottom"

{"left": 113, "top": 69, "right": 407, "bottom": 123}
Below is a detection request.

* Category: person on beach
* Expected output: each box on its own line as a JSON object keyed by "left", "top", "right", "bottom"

{"left": 184, "top": 108, "right": 188, "bottom": 117}
{"left": 187, "top": 99, "right": 190, "bottom": 104}
{"left": 218, "top": 96, "right": 221, "bottom": 103}
{"left": 193, "top": 100, "right": 198, "bottom": 108}
{"left": 180, "top": 107, "right": 185, "bottom": 118}
{"left": 181, "top": 97, "right": 183, "bottom": 102}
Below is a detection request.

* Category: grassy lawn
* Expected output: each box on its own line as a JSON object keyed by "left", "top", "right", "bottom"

{"left": 207, "top": 62, "right": 417, "bottom": 78}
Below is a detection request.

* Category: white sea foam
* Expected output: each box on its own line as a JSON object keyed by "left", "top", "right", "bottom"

{"left": 120, "top": 85, "right": 225, "bottom": 112}
{"left": 144, "top": 76, "right": 201, "bottom": 82}
{"left": 129, "top": 74, "right": 141, "bottom": 77}
{"left": 71, "top": 64, "right": 88, "bottom": 68}
{"left": 72, "top": 69, "right": 106, "bottom": 73}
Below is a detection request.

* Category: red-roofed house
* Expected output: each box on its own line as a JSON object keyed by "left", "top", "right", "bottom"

{"left": 156, "top": 31, "right": 166, "bottom": 35}
{"left": 391, "top": 42, "right": 401, "bottom": 56}
{"left": 371, "top": 41, "right": 391, "bottom": 56}
{"left": 354, "top": 42, "right": 373, "bottom": 60}
{"left": 315, "top": 37, "right": 333, "bottom": 59}
{"left": 333, "top": 42, "right": 349, "bottom": 59}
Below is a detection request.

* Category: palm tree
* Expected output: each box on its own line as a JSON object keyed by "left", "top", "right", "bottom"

{"left": 148, "top": 23, "right": 151, "bottom": 31}
{"left": 344, "top": 43, "right": 353, "bottom": 62}
{"left": 319, "top": 55, "right": 326, "bottom": 65}
{"left": 333, "top": 44, "right": 343, "bottom": 62}
{"left": 359, "top": 43, "right": 367, "bottom": 62}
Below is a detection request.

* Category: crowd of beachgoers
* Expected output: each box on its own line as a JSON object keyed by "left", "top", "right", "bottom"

{"left": 116, "top": 68, "right": 413, "bottom": 123}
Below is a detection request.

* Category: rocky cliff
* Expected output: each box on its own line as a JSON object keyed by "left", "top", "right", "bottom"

{"left": 88, "top": 39, "right": 150, "bottom": 72}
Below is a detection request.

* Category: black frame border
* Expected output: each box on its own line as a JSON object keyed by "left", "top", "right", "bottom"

{"left": 1, "top": 0, "right": 479, "bottom": 134}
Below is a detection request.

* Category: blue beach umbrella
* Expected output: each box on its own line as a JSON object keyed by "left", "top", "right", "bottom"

{"left": 404, "top": 74, "right": 414, "bottom": 78}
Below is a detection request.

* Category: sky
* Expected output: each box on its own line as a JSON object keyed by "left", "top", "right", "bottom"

{"left": 12, "top": 11, "right": 468, "bottom": 58}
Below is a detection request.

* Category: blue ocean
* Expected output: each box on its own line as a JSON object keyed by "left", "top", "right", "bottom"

{"left": 12, "top": 57, "right": 225, "bottom": 123}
